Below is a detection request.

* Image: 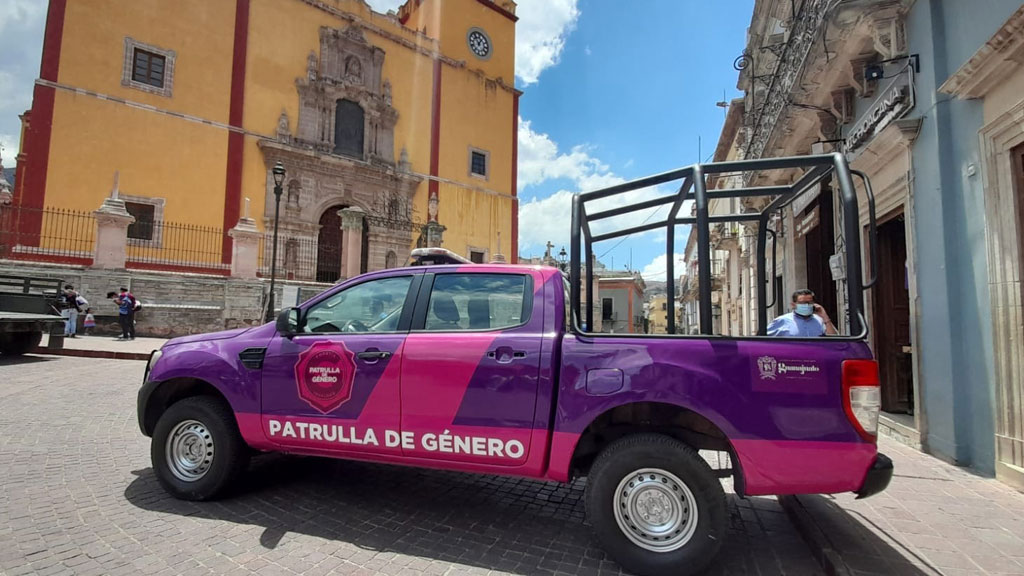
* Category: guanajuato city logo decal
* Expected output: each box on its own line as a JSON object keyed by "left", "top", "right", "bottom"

{"left": 295, "top": 341, "right": 357, "bottom": 413}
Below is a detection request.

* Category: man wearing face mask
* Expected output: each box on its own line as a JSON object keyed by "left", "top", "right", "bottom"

{"left": 767, "top": 289, "right": 837, "bottom": 337}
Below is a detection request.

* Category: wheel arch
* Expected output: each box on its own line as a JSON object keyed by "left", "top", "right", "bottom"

{"left": 565, "top": 401, "right": 745, "bottom": 496}
{"left": 141, "top": 377, "right": 235, "bottom": 437}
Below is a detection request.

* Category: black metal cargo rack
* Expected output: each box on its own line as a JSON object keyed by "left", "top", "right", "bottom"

{"left": 570, "top": 153, "right": 877, "bottom": 337}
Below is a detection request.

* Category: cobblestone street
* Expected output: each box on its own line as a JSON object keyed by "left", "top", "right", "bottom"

{"left": 0, "top": 355, "right": 823, "bottom": 576}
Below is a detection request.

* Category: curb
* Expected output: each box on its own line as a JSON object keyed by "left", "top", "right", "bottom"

{"left": 778, "top": 495, "right": 852, "bottom": 576}
{"left": 31, "top": 346, "right": 151, "bottom": 361}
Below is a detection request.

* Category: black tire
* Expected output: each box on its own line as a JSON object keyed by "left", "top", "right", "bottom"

{"left": 585, "top": 434, "right": 726, "bottom": 576}
{"left": 151, "top": 396, "right": 250, "bottom": 501}
{"left": 0, "top": 331, "right": 43, "bottom": 356}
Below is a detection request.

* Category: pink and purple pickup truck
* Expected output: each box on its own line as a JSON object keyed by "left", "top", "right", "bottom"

{"left": 138, "top": 154, "right": 892, "bottom": 576}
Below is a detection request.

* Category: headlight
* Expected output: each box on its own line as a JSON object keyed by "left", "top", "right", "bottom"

{"left": 144, "top": 349, "right": 163, "bottom": 382}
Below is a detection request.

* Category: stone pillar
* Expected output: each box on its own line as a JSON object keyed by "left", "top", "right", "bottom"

{"left": 228, "top": 216, "right": 261, "bottom": 279}
{"left": 339, "top": 207, "right": 365, "bottom": 279}
{"left": 92, "top": 196, "right": 135, "bottom": 269}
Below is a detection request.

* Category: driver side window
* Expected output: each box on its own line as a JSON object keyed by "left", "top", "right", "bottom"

{"left": 303, "top": 276, "right": 412, "bottom": 333}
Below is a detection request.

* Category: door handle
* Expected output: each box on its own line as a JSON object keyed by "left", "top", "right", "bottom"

{"left": 487, "top": 346, "right": 526, "bottom": 364}
{"left": 356, "top": 350, "right": 392, "bottom": 361}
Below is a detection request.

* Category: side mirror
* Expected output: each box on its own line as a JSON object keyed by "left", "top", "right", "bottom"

{"left": 276, "top": 307, "right": 300, "bottom": 337}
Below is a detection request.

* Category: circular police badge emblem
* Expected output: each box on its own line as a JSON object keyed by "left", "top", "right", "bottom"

{"left": 295, "top": 341, "right": 357, "bottom": 413}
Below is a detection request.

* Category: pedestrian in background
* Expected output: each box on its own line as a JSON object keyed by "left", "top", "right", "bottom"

{"left": 61, "top": 284, "right": 87, "bottom": 338}
{"left": 83, "top": 308, "right": 96, "bottom": 336}
{"left": 108, "top": 287, "right": 136, "bottom": 341}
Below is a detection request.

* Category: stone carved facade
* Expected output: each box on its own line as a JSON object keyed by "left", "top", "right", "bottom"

{"left": 260, "top": 23, "right": 420, "bottom": 281}
{"left": 293, "top": 25, "right": 398, "bottom": 164}
{"left": 741, "top": 0, "right": 912, "bottom": 167}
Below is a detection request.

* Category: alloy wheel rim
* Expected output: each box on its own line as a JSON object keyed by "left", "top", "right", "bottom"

{"left": 165, "top": 419, "right": 214, "bottom": 482}
{"left": 612, "top": 468, "right": 698, "bottom": 552}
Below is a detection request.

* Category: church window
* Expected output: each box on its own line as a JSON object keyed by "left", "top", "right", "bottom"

{"left": 122, "top": 38, "right": 175, "bottom": 98}
{"left": 132, "top": 49, "right": 165, "bottom": 88}
{"left": 469, "top": 147, "right": 489, "bottom": 179}
{"left": 334, "top": 99, "right": 365, "bottom": 158}
{"left": 120, "top": 195, "right": 166, "bottom": 246}
{"left": 125, "top": 202, "right": 156, "bottom": 241}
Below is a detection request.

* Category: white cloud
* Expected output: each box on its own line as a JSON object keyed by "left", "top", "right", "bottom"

{"left": 640, "top": 253, "right": 686, "bottom": 282}
{"left": 366, "top": 0, "right": 579, "bottom": 86}
{"left": 514, "top": 0, "right": 580, "bottom": 85}
{"left": 516, "top": 117, "right": 676, "bottom": 257}
{"left": 0, "top": 133, "right": 18, "bottom": 166}
{"left": 518, "top": 117, "right": 617, "bottom": 191}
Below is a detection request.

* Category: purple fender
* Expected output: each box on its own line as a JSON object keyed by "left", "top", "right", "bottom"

{"left": 145, "top": 322, "right": 278, "bottom": 434}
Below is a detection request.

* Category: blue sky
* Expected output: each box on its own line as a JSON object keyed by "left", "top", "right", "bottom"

{"left": 0, "top": 0, "right": 753, "bottom": 281}
{"left": 513, "top": 0, "right": 753, "bottom": 279}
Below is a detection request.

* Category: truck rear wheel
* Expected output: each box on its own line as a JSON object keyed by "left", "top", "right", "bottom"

{"left": 151, "top": 396, "right": 249, "bottom": 501}
{"left": 585, "top": 434, "right": 725, "bottom": 576}
{"left": 0, "top": 331, "right": 43, "bottom": 356}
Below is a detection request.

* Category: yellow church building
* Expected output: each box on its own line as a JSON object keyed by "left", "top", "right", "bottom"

{"left": 14, "top": 0, "right": 519, "bottom": 280}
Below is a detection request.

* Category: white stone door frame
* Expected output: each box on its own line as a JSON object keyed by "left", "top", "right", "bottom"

{"left": 979, "top": 98, "right": 1024, "bottom": 491}
{"left": 941, "top": 4, "right": 1024, "bottom": 491}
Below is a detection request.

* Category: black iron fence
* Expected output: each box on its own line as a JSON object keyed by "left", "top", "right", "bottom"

{"left": 0, "top": 204, "right": 96, "bottom": 265}
{"left": 125, "top": 219, "right": 229, "bottom": 275}
{"left": 258, "top": 233, "right": 318, "bottom": 282}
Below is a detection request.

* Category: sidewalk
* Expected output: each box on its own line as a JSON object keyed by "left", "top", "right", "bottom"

{"left": 782, "top": 437, "right": 1024, "bottom": 576}
{"left": 36, "top": 333, "right": 166, "bottom": 360}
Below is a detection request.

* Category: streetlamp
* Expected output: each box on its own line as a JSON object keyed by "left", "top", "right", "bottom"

{"left": 265, "top": 161, "right": 286, "bottom": 323}
{"left": 558, "top": 247, "right": 568, "bottom": 272}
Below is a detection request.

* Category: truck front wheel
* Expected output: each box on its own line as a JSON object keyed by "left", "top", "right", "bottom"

{"left": 0, "top": 331, "right": 43, "bottom": 356}
{"left": 585, "top": 434, "right": 726, "bottom": 576}
{"left": 151, "top": 396, "right": 249, "bottom": 501}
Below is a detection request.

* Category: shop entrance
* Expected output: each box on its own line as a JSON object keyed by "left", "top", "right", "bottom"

{"left": 874, "top": 213, "right": 913, "bottom": 413}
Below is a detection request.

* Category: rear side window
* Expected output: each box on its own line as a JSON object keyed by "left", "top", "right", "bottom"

{"left": 424, "top": 274, "right": 528, "bottom": 331}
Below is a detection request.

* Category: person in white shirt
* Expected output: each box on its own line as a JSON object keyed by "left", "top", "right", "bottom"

{"left": 767, "top": 289, "right": 837, "bottom": 337}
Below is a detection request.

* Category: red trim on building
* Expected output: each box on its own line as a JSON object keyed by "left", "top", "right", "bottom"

{"left": 398, "top": 1, "right": 517, "bottom": 30}
{"left": 397, "top": 0, "right": 422, "bottom": 25}
{"left": 472, "top": 0, "right": 518, "bottom": 22}
{"left": 18, "top": 0, "right": 67, "bottom": 223}
{"left": 510, "top": 91, "right": 520, "bottom": 263}
{"left": 39, "top": 0, "right": 65, "bottom": 82}
{"left": 221, "top": 0, "right": 250, "bottom": 264}
{"left": 428, "top": 58, "right": 442, "bottom": 221}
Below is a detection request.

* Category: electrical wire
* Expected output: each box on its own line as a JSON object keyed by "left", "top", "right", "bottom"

{"left": 598, "top": 148, "right": 716, "bottom": 262}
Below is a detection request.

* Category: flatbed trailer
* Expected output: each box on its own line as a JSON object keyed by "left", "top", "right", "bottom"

{"left": 0, "top": 275, "right": 66, "bottom": 355}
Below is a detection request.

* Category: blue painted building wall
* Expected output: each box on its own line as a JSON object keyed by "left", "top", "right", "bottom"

{"left": 904, "top": 0, "right": 1021, "bottom": 473}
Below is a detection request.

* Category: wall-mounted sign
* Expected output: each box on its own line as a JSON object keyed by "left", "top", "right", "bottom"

{"left": 791, "top": 181, "right": 821, "bottom": 217}
{"left": 844, "top": 68, "right": 915, "bottom": 158}
{"left": 795, "top": 206, "right": 820, "bottom": 240}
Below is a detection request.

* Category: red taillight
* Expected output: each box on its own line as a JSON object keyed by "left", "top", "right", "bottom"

{"left": 842, "top": 359, "right": 881, "bottom": 442}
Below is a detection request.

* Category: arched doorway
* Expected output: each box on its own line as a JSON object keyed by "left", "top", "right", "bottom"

{"left": 316, "top": 206, "right": 344, "bottom": 283}
{"left": 316, "top": 204, "right": 371, "bottom": 282}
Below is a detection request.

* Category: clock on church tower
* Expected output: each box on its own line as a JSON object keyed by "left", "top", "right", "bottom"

{"left": 467, "top": 27, "right": 492, "bottom": 60}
